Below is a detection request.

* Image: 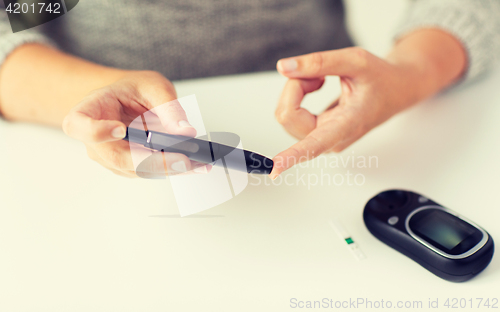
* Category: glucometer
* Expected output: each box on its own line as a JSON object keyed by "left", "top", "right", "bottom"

{"left": 363, "top": 190, "right": 494, "bottom": 282}
{"left": 123, "top": 127, "right": 274, "bottom": 174}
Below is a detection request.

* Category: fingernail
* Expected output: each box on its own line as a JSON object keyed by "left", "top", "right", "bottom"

{"left": 270, "top": 173, "right": 279, "bottom": 180}
{"left": 179, "top": 120, "right": 194, "bottom": 128}
{"left": 171, "top": 161, "right": 188, "bottom": 173}
{"left": 194, "top": 165, "right": 208, "bottom": 174}
{"left": 111, "top": 126, "right": 126, "bottom": 139}
{"left": 278, "top": 59, "right": 298, "bottom": 72}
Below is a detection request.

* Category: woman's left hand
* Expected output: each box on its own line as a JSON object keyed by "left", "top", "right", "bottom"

{"left": 270, "top": 31, "right": 466, "bottom": 180}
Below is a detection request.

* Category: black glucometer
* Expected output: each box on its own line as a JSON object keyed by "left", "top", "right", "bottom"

{"left": 363, "top": 190, "right": 494, "bottom": 282}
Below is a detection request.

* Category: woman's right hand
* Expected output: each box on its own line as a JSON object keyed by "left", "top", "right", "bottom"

{"left": 62, "top": 70, "right": 210, "bottom": 178}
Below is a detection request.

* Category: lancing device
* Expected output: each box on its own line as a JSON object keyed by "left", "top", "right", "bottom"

{"left": 123, "top": 127, "right": 274, "bottom": 174}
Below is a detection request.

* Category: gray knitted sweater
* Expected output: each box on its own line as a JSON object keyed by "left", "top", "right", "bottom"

{"left": 0, "top": 0, "right": 498, "bottom": 82}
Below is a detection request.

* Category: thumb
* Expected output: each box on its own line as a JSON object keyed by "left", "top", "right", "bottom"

{"left": 138, "top": 78, "right": 197, "bottom": 138}
{"left": 63, "top": 112, "right": 127, "bottom": 143}
{"left": 152, "top": 99, "right": 197, "bottom": 137}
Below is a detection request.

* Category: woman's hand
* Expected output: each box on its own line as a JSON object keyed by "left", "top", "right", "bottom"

{"left": 62, "top": 71, "right": 209, "bottom": 178}
{"left": 270, "top": 29, "right": 467, "bottom": 179}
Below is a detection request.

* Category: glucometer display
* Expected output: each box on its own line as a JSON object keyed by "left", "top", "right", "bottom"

{"left": 409, "top": 209, "right": 483, "bottom": 255}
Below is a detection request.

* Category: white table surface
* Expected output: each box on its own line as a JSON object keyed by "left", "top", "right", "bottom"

{"left": 1, "top": 65, "right": 500, "bottom": 311}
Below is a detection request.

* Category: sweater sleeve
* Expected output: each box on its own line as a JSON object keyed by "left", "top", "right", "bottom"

{"left": 395, "top": 0, "right": 500, "bottom": 83}
{"left": 0, "top": 7, "right": 56, "bottom": 68}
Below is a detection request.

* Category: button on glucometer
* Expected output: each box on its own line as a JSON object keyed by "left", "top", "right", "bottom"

{"left": 418, "top": 196, "right": 428, "bottom": 203}
{"left": 388, "top": 216, "right": 399, "bottom": 225}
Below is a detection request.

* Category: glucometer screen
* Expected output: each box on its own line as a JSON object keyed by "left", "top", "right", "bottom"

{"left": 409, "top": 209, "right": 483, "bottom": 256}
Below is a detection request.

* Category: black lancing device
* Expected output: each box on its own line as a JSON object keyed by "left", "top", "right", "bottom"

{"left": 123, "top": 127, "right": 274, "bottom": 174}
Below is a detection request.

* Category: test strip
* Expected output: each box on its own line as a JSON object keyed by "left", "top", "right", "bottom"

{"left": 329, "top": 219, "right": 366, "bottom": 261}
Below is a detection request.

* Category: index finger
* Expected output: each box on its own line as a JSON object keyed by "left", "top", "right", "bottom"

{"left": 277, "top": 47, "right": 371, "bottom": 79}
{"left": 63, "top": 110, "right": 127, "bottom": 144}
{"left": 269, "top": 112, "right": 355, "bottom": 179}
{"left": 270, "top": 130, "right": 330, "bottom": 180}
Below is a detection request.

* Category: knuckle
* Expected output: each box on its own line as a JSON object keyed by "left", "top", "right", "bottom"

{"left": 89, "top": 126, "right": 102, "bottom": 142}
{"left": 134, "top": 70, "right": 176, "bottom": 96}
{"left": 308, "top": 52, "right": 324, "bottom": 75}
{"left": 159, "top": 79, "right": 175, "bottom": 94}
{"left": 350, "top": 47, "right": 371, "bottom": 69}
{"left": 141, "top": 71, "right": 175, "bottom": 92}
{"left": 275, "top": 108, "right": 291, "bottom": 125}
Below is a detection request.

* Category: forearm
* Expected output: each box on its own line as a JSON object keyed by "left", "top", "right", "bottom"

{"left": 387, "top": 28, "right": 467, "bottom": 105}
{"left": 0, "top": 44, "right": 129, "bottom": 127}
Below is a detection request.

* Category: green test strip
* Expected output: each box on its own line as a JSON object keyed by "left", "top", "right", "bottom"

{"left": 329, "top": 219, "right": 367, "bottom": 261}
